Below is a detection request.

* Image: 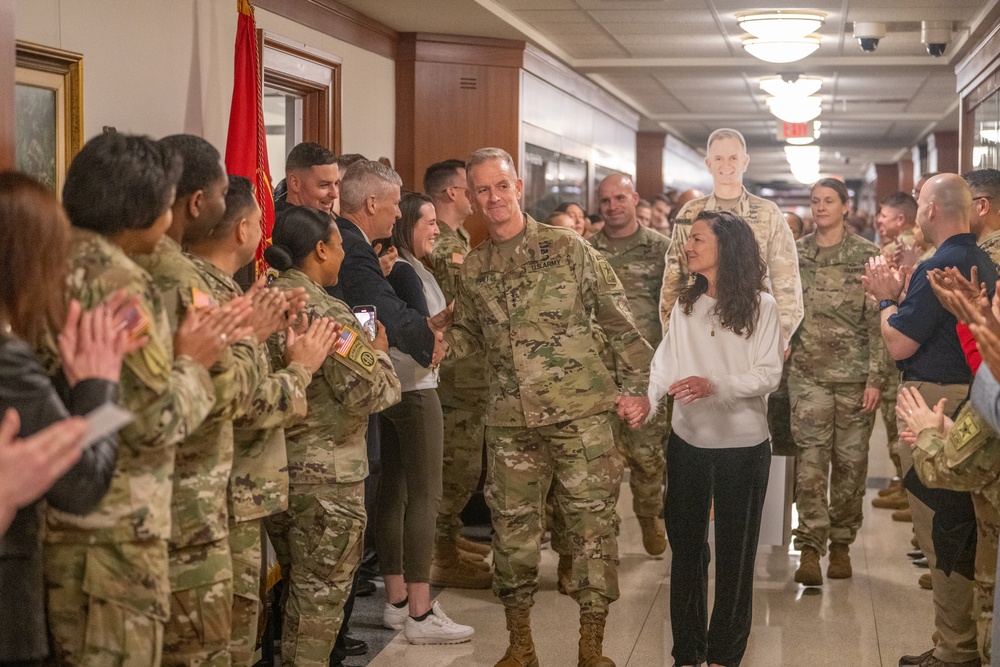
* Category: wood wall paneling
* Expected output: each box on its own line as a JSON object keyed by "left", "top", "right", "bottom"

{"left": 897, "top": 158, "right": 914, "bottom": 195}
{"left": 253, "top": 0, "right": 398, "bottom": 59}
{"left": 402, "top": 33, "right": 525, "bottom": 69}
{"left": 930, "top": 131, "right": 959, "bottom": 174}
{"left": 874, "top": 163, "right": 898, "bottom": 207}
{"left": 636, "top": 131, "right": 667, "bottom": 200}
{"left": 0, "top": 0, "right": 15, "bottom": 170}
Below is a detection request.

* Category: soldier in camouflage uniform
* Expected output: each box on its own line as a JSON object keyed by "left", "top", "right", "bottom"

{"left": 133, "top": 135, "right": 276, "bottom": 667}
{"left": 788, "top": 179, "right": 884, "bottom": 587}
{"left": 44, "top": 133, "right": 219, "bottom": 667}
{"left": 424, "top": 160, "right": 492, "bottom": 588}
{"left": 445, "top": 148, "right": 653, "bottom": 667}
{"left": 902, "top": 389, "right": 1000, "bottom": 664}
{"left": 185, "top": 177, "right": 335, "bottom": 667}
{"left": 659, "top": 129, "right": 803, "bottom": 351}
{"left": 589, "top": 174, "right": 669, "bottom": 557}
{"left": 263, "top": 207, "right": 401, "bottom": 667}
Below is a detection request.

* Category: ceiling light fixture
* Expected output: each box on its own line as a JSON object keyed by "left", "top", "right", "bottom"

{"left": 759, "top": 75, "right": 823, "bottom": 98}
{"left": 737, "top": 11, "right": 826, "bottom": 39}
{"left": 766, "top": 96, "right": 823, "bottom": 123}
{"left": 743, "top": 36, "right": 821, "bottom": 64}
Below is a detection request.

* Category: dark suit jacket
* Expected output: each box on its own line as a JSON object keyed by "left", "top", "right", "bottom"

{"left": 330, "top": 216, "right": 434, "bottom": 368}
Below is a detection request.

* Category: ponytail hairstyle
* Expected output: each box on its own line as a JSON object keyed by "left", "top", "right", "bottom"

{"left": 264, "top": 205, "right": 335, "bottom": 271}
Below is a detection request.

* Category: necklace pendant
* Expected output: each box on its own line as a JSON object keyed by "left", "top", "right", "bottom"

{"left": 711, "top": 329, "right": 715, "bottom": 336}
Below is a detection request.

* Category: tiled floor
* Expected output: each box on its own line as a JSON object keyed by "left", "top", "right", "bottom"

{"left": 362, "top": 417, "right": 937, "bottom": 666}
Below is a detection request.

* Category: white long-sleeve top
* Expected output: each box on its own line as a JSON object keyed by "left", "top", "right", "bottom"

{"left": 648, "top": 291, "right": 783, "bottom": 448}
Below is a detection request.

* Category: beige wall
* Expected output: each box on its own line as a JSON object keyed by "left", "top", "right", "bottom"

{"left": 14, "top": 0, "right": 394, "bottom": 160}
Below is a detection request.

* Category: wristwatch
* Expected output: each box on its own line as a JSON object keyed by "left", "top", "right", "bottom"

{"left": 879, "top": 298, "right": 898, "bottom": 311}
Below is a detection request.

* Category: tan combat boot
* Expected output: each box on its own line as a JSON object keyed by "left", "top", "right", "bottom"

{"left": 578, "top": 610, "right": 615, "bottom": 667}
{"left": 637, "top": 517, "right": 667, "bottom": 556}
{"left": 557, "top": 554, "right": 572, "bottom": 595}
{"left": 892, "top": 508, "right": 913, "bottom": 522}
{"left": 430, "top": 540, "right": 492, "bottom": 589}
{"left": 827, "top": 543, "right": 852, "bottom": 579}
{"left": 456, "top": 534, "right": 492, "bottom": 557}
{"left": 495, "top": 607, "right": 538, "bottom": 667}
{"left": 793, "top": 546, "right": 823, "bottom": 586}
{"left": 871, "top": 489, "right": 908, "bottom": 509}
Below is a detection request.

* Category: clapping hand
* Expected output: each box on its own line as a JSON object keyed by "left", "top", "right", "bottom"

{"left": 927, "top": 266, "right": 989, "bottom": 326}
{"left": 895, "top": 386, "right": 951, "bottom": 450}
{"left": 862, "top": 255, "right": 904, "bottom": 302}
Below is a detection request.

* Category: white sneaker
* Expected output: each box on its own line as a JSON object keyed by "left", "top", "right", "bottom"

{"left": 403, "top": 601, "right": 475, "bottom": 645}
{"left": 382, "top": 602, "right": 407, "bottom": 630}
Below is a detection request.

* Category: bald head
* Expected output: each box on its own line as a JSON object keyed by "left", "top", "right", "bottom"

{"left": 598, "top": 173, "right": 639, "bottom": 238}
{"left": 675, "top": 189, "right": 705, "bottom": 213}
{"left": 916, "top": 173, "right": 972, "bottom": 245}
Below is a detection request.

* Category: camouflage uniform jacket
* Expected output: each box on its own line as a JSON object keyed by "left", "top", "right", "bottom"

{"left": 133, "top": 237, "right": 263, "bottom": 587}
{"left": 46, "top": 229, "right": 215, "bottom": 545}
{"left": 269, "top": 269, "right": 401, "bottom": 484}
{"left": 790, "top": 231, "right": 885, "bottom": 388}
{"left": 446, "top": 215, "right": 653, "bottom": 428}
{"left": 979, "top": 229, "right": 1000, "bottom": 268}
{"left": 914, "top": 403, "right": 1000, "bottom": 510}
{"left": 659, "top": 187, "right": 803, "bottom": 350}
{"left": 589, "top": 224, "right": 668, "bottom": 350}
{"left": 186, "top": 254, "right": 311, "bottom": 522}
{"left": 427, "top": 222, "right": 489, "bottom": 407}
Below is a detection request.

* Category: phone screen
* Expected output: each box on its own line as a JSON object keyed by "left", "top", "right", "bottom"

{"left": 353, "top": 306, "right": 377, "bottom": 341}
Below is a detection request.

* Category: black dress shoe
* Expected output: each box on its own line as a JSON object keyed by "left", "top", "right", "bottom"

{"left": 355, "top": 577, "right": 377, "bottom": 597}
{"left": 907, "top": 550, "right": 924, "bottom": 559}
{"left": 913, "top": 557, "right": 929, "bottom": 568}
{"left": 343, "top": 635, "right": 368, "bottom": 656}
{"left": 899, "top": 648, "right": 934, "bottom": 666}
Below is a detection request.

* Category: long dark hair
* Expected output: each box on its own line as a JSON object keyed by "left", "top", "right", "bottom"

{"left": 678, "top": 210, "right": 767, "bottom": 338}
{"left": 393, "top": 192, "right": 433, "bottom": 256}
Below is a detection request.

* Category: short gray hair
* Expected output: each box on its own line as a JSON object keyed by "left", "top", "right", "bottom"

{"left": 466, "top": 147, "right": 517, "bottom": 181}
{"left": 339, "top": 160, "right": 402, "bottom": 215}
{"left": 707, "top": 128, "right": 746, "bottom": 153}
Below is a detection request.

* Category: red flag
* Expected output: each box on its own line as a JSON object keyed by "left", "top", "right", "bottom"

{"left": 225, "top": 0, "right": 274, "bottom": 277}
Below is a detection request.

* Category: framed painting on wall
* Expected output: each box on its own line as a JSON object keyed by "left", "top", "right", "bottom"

{"left": 15, "top": 41, "right": 83, "bottom": 193}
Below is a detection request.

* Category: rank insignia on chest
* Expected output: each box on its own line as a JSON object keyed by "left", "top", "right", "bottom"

{"left": 334, "top": 327, "right": 359, "bottom": 357}
{"left": 952, "top": 414, "right": 981, "bottom": 450}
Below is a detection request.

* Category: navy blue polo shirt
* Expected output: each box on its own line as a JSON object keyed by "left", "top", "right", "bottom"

{"left": 889, "top": 233, "right": 999, "bottom": 384}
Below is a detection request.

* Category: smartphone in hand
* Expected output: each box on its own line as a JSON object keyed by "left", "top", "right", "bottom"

{"left": 352, "top": 305, "right": 377, "bottom": 341}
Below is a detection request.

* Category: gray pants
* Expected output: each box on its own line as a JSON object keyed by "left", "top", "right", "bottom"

{"left": 898, "top": 380, "right": 978, "bottom": 664}
{"left": 375, "top": 388, "right": 444, "bottom": 583}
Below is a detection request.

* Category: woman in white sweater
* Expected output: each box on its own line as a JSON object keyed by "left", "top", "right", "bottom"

{"left": 648, "top": 209, "right": 783, "bottom": 667}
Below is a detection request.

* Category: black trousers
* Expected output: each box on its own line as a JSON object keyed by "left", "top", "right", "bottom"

{"left": 665, "top": 433, "right": 771, "bottom": 667}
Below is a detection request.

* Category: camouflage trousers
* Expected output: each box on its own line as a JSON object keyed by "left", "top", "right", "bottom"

{"left": 485, "top": 412, "right": 623, "bottom": 613}
{"left": 264, "top": 481, "right": 365, "bottom": 667}
{"left": 434, "top": 393, "right": 488, "bottom": 544}
{"left": 163, "top": 540, "right": 234, "bottom": 667}
{"left": 228, "top": 520, "right": 262, "bottom": 667}
{"left": 45, "top": 540, "right": 170, "bottom": 667}
{"left": 613, "top": 410, "right": 667, "bottom": 519}
{"left": 881, "top": 372, "right": 902, "bottom": 478}
{"left": 973, "top": 490, "right": 998, "bottom": 663}
{"left": 789, "top": 377, "right": 875, "bottom": 555}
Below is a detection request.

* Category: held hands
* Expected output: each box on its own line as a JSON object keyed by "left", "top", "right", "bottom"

{"left": 430, "top": 330, "right": 448, "bottom": 368}
{"left": 174, "top": 299, "right": 254, "bottom": 369}
{"left": 668, "top": 376, "right": 716, "bottom": 406}
{"left": 427, "top": 302, "right": 455, "bottom": 334}
{"left": 616, "top": 395, "right": 650, "bottom": 429}
{"left": 59, "top": 292, "right": 147, "bottom": 386}
{"left": 895, "top": 386, "right": 952, "bottom": 450}
{"left": 284, "top": 315, "right": 342, "bottom": 374}
{"left": 862, "top": 255, "right": 904, "bottom": 302}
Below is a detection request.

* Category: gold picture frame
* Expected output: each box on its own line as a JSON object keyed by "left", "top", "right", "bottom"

{"left": 15, "top": 41, "right": 83, "bottom": 192}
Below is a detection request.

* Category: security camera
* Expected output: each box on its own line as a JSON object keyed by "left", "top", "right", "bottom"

{"left": 921, "top": 20, "right": 952, "bottom": 58}
{"left": 853, "top": 22, "right": 885, "bottom": 53}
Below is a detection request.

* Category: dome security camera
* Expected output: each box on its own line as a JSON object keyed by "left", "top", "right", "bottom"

{"left": 921, "top": 20, "right": 952, "bottom": 58}
{"left": 853, "top": 22, "right": 886, "bottom": 53}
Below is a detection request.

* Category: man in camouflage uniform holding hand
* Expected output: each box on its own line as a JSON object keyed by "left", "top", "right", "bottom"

{"left": 424, "top": 159, "right": 493, "bottom": 588}
{"left": 445, "top": 148, "right": 653, "bottom": 667}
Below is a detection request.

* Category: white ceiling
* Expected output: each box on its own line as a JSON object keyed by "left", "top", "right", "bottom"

{"left": 337, "top": 0, "right": 999, "bottom": 185}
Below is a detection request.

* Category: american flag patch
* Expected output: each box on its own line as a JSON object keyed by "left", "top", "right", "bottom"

{"left": 334, "top": 327, "right": 358, "bottom": 357}
{"left": 452, "top": 252, "right": 465, "bottom": 265}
